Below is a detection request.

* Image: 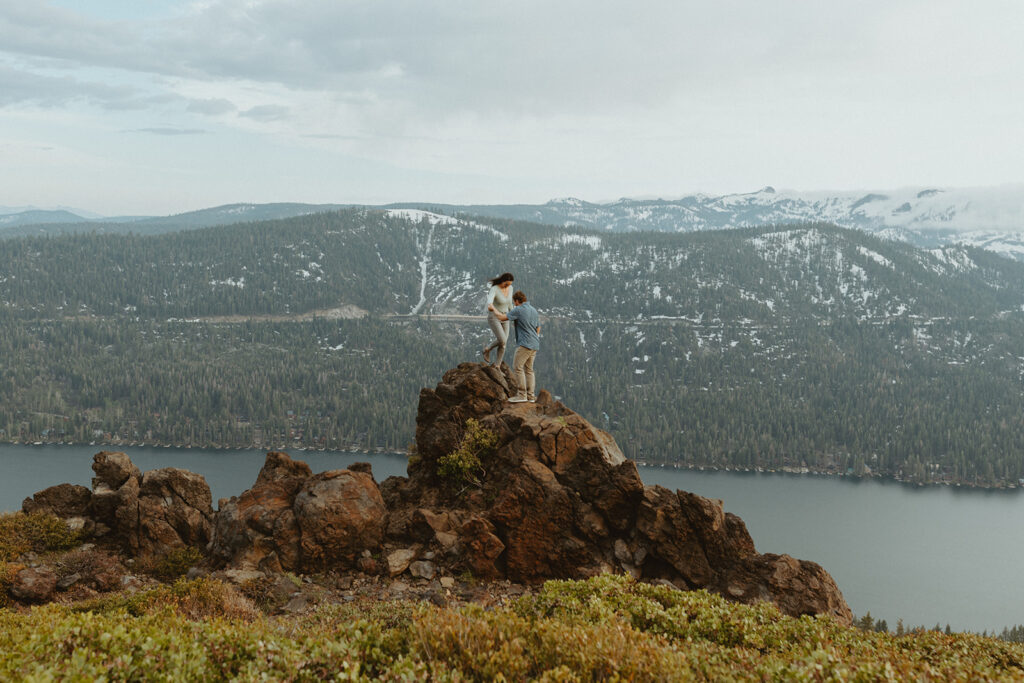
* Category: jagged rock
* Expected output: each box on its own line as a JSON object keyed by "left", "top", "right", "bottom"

{"left": 458, "top": 516, "right": 505, "bottom": 579}
{"left": 294, "top": 469, "right": 386, "bottom": 571}
{"left": 22, "top": 483, "right": 92, "bottom": 518}
{"left": 10, "top": 567, "right": 57, "bottom": 603}
{"left": 92, "top": 451, "right": 141, "bottom": 489}
{"left": 18, "top": 363, "right": 851, "bottom": 625}
{"left": 133, "top": 468, "right": 213, "bottom": 558}
{"left": 208, "top": 452, "right": 310, "bottom": 571}
{"left": 394, "top": 362, "right": 853, "bottom": 625}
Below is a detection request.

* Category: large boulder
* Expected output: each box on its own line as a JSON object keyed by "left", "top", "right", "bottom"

{"left": 207, "top": 452, "right": 310, "bottom": 571}
{"left": 133, "top": 468, "right": 214, "bottom": 557}
{"left": 294, "top": 469, "right": 386, "bottom": 570}
{"left": 394, "top": 362, "right": 853, "bottom": 625}
{"left": 22, "top": 483, "right": 92, "bottom": 519}
{"left": 208, "top": 453, "right": 388, "bottom": 573}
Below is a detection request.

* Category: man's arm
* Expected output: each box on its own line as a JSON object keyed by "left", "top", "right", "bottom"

{"left": 488, "top": 304, "right": 509, "bottom": 321}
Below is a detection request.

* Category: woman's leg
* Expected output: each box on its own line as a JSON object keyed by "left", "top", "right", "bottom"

{"left": 486, "top": 314, "right": 508, "bottom": 364}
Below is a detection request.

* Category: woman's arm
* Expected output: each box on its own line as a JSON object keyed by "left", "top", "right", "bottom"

{"left": 488, "top": 304, "right": 509, "bottom": 321}
{"left": 485, "top": 285, "right": 498, "bottom": 307}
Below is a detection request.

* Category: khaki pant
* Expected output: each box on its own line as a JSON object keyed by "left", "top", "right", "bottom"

{"left": 512, "top": 346, "right": 537, "bottom": 400}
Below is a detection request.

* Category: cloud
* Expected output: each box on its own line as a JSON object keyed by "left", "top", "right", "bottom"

{"left": 239, "top": 104, "right": 289, "bottom": 122}
{"left": 186, "top": 98, "right": 236, "bottom": 116}
{"left": 125, "top": 127, "right": 207, "bottom": 136}
{"left": 0, "top": 62, "right": 148, "bottom": 109}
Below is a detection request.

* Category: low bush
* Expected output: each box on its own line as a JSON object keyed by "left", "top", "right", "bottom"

{"left": 138, "top": 546, "right": 204, "bottom": 581}
{"left": 75, "top": 577, "right": 259, "bottom": 621}
{"left": 0, "top": 562, "right": 21, "bottom": 609}
{"left": 0, "top": 512, "right": 81, "bottom": 562}
{"left": 3, "top": 574, "right": 1024, "bottom": 679}
{"left": 437, "top": 418, "right": 499, "bottom": 486}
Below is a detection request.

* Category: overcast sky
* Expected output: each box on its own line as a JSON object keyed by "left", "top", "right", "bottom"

{"left": 1, "top": 0, "right": 1022, "bottom": 216}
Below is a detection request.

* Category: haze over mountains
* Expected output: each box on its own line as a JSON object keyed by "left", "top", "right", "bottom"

{"left": 5, "top": 184, "right": 1024, "bottom": 258}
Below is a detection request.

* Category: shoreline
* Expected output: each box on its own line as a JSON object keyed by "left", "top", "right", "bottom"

{"left": 1, "top": 439, "right": 1017, "bottom": 492}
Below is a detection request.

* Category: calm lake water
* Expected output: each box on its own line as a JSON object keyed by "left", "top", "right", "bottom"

{"left": 3, "top": 443, "right": 1022, "bottom": 633}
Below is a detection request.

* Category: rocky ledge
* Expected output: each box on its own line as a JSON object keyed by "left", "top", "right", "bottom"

{"left": 17, "top": 362, "right": 851, "bottom": 625}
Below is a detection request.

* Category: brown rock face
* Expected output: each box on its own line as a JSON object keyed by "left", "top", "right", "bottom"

{"left": 92, "top": 451, "right": 141, "bottom": 489}
{"left": 10, "top": 567, "right": 58, "bottom": 603}
{"left": 18, "top": 363, "right": 851, "bottom": 626}
{"left": 23, "top": 452, "right": 214, "bottom": 561}
{"left": 22, "top": 483, "right": 92, "bottom": 518}
{"left": 207, "top": 453, "right": 387, "bottom": 573}
{"left": 208, "top": 452, "right": 310, "bottom": 571}
{"left": 294, "top": 469, "right": 386, "bottom": 570}
{"left": 133, "top": 468, "right": 214, "bottom": 557}
{"left": 393, "top": 362, "right": 853, "bottom": 625}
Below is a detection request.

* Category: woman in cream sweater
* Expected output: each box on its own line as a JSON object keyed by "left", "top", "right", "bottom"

{"left": 482, "top": 272, "right": 514, "bottom": 365}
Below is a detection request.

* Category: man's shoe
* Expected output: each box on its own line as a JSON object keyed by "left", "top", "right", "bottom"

{"left": 527, "top": 397, "right": 537, "bottom": 403}
{"left": 508, "top": 396, "right": 529, "bottom": 403}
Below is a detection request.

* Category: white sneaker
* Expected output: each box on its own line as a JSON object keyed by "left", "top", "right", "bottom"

{"left": 508, "top": 396, "right": 529, "bottom": 403}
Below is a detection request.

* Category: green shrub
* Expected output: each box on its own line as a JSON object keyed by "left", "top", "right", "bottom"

{"left": 3, "top": 574, "right": 1024, "bottom": 680}
{"left": 0, "top": 562, "right": 21, "bottom": 609}
{"left": 0, "top": 512, "right": 82, "bottom": 562}
{"left": 140, "top": 546, "right": 204, "bottom": 581}
{"left": 75, "top": 577, "right": 259, "bottom": 621}
{"left": 437, "top": 418, "right": 499, "bottom": 486}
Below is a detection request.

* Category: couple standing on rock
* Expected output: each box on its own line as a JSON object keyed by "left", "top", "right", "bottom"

{"left": 482, "top": 272, "right": 540, "bottom": 403}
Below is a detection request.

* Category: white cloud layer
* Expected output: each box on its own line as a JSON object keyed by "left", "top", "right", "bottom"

{"left": 0, "top": 0, "right": 1022, "bottom": 214}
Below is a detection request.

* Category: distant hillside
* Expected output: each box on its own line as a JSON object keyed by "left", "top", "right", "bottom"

{"left": 0, "top": 209, "right": 90, "bottom": 230}
{"left": 4, "top": 185, "right": 1024, "bottom": 260}
{"left": 4, "top": 209, "right": 1024, "bottom": 485}
{"left": 0, "top": 203, "right": 350, "bottom": 238}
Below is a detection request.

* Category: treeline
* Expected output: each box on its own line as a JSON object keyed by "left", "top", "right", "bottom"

{"left": 5, "top": 314, "right": 1024, "bottom": 486}
{"left": 5, "top": 211, "right": 1024, "bottom": 485}
{"left": 4, "top": 210, "right": 1024, "bottom": 325}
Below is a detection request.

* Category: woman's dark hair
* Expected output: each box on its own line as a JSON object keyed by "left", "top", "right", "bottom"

{"left": 488, "top": 272, "right": 514, "bottom": 286}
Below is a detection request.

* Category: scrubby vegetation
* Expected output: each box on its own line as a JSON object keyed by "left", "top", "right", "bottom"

{"left": 139, "top": 546, "right": 205, "bottom": 581}
{"left": 3, "top": 574, "right": 1024, "bottom": 680}
{"left": 437, "top": 418, "right": 499, "bottom": 487}
{"left": 0, "top": 511, "right": 82, "bottom": 561}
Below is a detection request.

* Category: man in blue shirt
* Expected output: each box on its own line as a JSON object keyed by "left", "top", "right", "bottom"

{"left": 488, "top": 290, "right": 540, "bottom": 403}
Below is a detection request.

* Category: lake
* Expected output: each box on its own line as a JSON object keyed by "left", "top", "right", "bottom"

{"left": 2, "top": 443, "right": 1021, "bottom": 633}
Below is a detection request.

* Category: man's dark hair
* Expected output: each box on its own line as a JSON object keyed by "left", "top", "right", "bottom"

{"left": 512, "top": 290, "right": 527, "bottom": 304}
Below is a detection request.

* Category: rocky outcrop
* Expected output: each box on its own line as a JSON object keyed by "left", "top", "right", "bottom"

{"left": 207, "top": 452, "right": 310, "bottom": 572}
{"left": 23, "top": 451, "right": 213, "bottom": 560}
{"left": 207, "top": 454, "right": 384, "bottom": 573}
{"left": 21, "top": 362, "right": 851, "bottom": 625}
{"left": 382, "top": 362, "right": 853, "bottom": 625}
{"left": 22, "top": 483, "right": 92, "bottom": 519}
{"left": 134, "top": 468, "right": 214, "bottom": 557}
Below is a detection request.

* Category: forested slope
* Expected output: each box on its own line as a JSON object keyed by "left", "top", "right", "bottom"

{"left": 3, "top": 208, "right": 1024, "bottom": 485}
